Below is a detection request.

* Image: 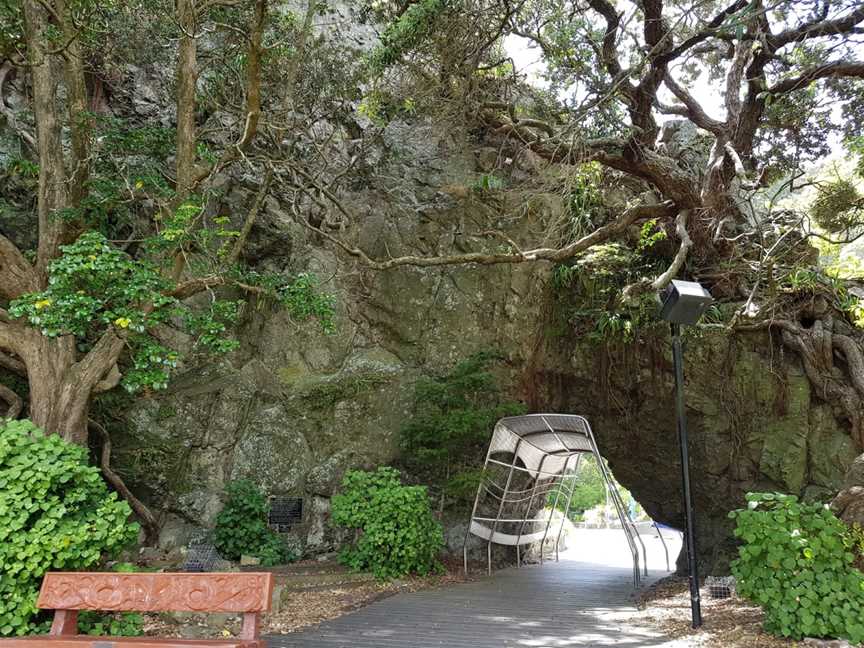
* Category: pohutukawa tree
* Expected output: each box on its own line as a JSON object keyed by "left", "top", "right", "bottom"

{"left": 322, "top": 0, "right": 864, "bottom": 448}
{"left": 0, "top": 0, "right": 335, "bottom": 538}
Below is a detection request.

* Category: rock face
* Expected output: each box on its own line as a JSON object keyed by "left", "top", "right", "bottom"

{"left": 115, "top": 238, "right": 858, "bottom": 573}
{"left": 112, "top": 116, "right": 553, "bottom": 553}
{"left": 1, "top": 2, "right": 859, "bottom": 574}
{"left": 524, "top": 328, "right": 858, "bottom": 573}
{"left": 831, "top": 455, "right": 864, "bottom": 528}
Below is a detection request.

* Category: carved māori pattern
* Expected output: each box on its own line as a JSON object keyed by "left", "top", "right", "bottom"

{"left": 37, "top": 572, "right": 273, "bottom": 612}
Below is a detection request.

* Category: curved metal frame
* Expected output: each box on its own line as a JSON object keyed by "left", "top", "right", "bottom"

{"left": 463, "top": 414, "right": 649, "bottom": 587}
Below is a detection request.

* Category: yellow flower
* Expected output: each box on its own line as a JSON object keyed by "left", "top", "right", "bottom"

{"left": 34, "top": 299, "right": 51, "bottom": 310}
{"left": 114, "top": 317, "right": 132, "bottom": 329}
{"left": 134, "top": 180, "right": 144, "bottom": 190}
{"left": 88, "top": 255, "right": 97, "bottom": 261}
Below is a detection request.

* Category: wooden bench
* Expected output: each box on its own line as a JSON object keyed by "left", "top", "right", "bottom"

{"left": 0, "top": 571, "right": 274, "bottom": 648}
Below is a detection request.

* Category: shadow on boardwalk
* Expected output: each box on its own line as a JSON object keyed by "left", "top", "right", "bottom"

{"left": 267, "top": 530, "right": 681, "bottom": 648}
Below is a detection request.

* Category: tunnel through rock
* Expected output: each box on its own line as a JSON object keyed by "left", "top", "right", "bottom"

{"left": 465, "top": 413, "right": 650, "bottom": 584}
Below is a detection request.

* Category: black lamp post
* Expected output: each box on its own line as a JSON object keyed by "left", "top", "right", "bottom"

{"left": 659, "top": 279, "right": 713, "bottom": 629}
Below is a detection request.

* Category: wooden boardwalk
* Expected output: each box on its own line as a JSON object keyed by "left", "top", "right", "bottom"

{"left": 267, "top": 529, "right": 681, "bottom": 648}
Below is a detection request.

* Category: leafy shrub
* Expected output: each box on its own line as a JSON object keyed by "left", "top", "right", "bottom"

{"left": 0, "top": 419, "right": 139, "bottom": 636}
{"left": 730, "top": 492, "right": 864, "bottom": 643}
{"left": 400, "top": 352, "right": 525, "bottom": 507}
{"left": 78, "top": 611, "right": 144, "bottom": 637}
{"left": 212, "top": 480, "right": 295, "bottom": 566}
{"left": 331, "top": 467, "right": 444, "bottom": 579}
{"left": 368, "top": 0, "right": 448, "bottom": 70}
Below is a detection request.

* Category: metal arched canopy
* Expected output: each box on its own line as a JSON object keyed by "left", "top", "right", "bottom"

{"left": 465, "top": 413, "right": 651, "bottom": 586}
{"left": 488, "top": 414, "right": 595, "bottom": 479}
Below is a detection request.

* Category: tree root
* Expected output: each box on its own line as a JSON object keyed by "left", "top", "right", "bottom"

{"left": 770, "top": 310, "right": 864, "bottom": 449}
{"left": 89, "top": 418, "right": 161, "bottom": 546}
{"left": 0, "top": 383, "right": 22, "bottom": 419}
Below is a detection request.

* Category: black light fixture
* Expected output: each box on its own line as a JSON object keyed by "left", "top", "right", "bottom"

{"left": 659, "top": 279, "right": 713, "bottom": 629}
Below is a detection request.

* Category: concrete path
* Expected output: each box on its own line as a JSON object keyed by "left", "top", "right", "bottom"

{"left": 267, "top": 529, "right": 684, "bottom": 648}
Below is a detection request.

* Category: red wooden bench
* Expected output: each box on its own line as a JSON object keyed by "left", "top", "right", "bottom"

{"left": 0, "top": 571, "right": 274, "bottom": 648}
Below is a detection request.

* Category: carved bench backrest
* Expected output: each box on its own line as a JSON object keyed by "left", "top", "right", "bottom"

{"left": 38, "top": 572, "right": 274, "bottom": 613}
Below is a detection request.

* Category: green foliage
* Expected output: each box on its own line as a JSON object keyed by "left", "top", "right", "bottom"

{"left": 777, "top": 264, "right": 864, "bottom": 329}
{"left": 400, "top": 352, "right": 526, "bottom": 505}
{"left": 0, "top": 0, "right": 23, "bottom": 58}
{"left": 810, "top": 179, "right": 864, "bottom": 234}
{"left": 368, "top": 0, "right": 449, "bottom": 70}
{"left": 331, "top": 467, "right": 444, "bottom": 579}
{"left": 9, "top": 232, "right": 181, "bottom": 393}
{"left": 848, "top": 137, "right": 864, "bottom": 178}
{"left": 98, "top": 119, "right": 175, "bottom": 159}
{"left": 212, "top": 480, "right": 295, "bottom": 567}
{"left": 0, "top": 419, "right": 138, "bottom": 636}
{"left": 471, "top": 173, "right": 505, "bottom": 192}
{"left": 637, "top": 219, "right": 668, "bottom": 251}
{"left": 4, "top": 157, "right": 39, "bottom": 179}
{"left": 10, "top": 231, "right": 174, "bottom": 340}
{"left": 551, "top": 244, "right": 666, "bottom": 344}
{"left": 565, "top": 163, "right": 603, "bottom": 238}
{"left": 356, "top": 88, "right": 422, "bottom": 127}
{"left": 78, "top": 611, "right": 144, "bottom": 637}
{"left": 730, "top": 492, "right": 864, "bottom": 643}
{"left": 548, "top": 456, "right": 606, "bottom": 516}
{"left": 229, "top": 269, "right": 336, "bottom": 334}
{"left": 9, "top": 232, "right": 335, "bottom": 394}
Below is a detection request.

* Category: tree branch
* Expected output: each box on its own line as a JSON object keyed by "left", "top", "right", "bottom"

{"left": 774, "top": 4, "right": 864, "bottom": 47}
{"left": 0, "top": 316, "right": 26, "bottom": 357}
{"left": 768, "top": 61, "right": 864, "bottom": 94}
{"left": 724, "top": 39, "right": 752, "bottom": 123}
{"left": 0, "top": 62, "right": 37, "bottom": 151}
{"left": 298, "top": 201, "right": 676, "bottom": 270}
{"left": 0, "top": 233, "right": 38, "bottom": 300}
{"left": 663, "top": 73, "right": 725, "bottom": 133}
{"left": 655, "top": 0, "right": 749, "bottom": 65}
{"left": 73, "top": 329, "right": 126, "bottom": 391}
{"left": 23, "top": 0, "right": 75, "bottom": 286}
{"left": 93, "top": 364, "right": 122, "bottom": 394}
{"left": 651, "top": 209, "right": 693, "bottom": 290}
{"left": 484, "top": 108, "right": 702, "bottom": 207}
{"left": 622, "top": 208, "right": 692, "bottom": 300}
{"left": 833, "top": 334, "right": 864, "bottom": 401}
{"left": 228, "top": 167, "right": 273, "bottom": 264}
{"left": 0, "top": 351, "right": 26, "bottom": 377}
{"left": 585, "top": 0, "right": 628, "bottom": 84}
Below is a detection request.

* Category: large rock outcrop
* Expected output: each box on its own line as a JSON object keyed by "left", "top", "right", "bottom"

{"left": 526, "top": 327, "right": 858, "bottom": 573}
{"left": 1, "top": 1, "right": 859, "bottom": 575}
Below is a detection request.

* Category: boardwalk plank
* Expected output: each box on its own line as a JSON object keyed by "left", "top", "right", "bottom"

{"left": 266, "top": 529, "right": 681, "bottom": 648}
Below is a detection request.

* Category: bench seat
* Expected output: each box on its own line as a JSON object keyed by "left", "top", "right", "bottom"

{"left": 0, "top": 572, "right": 274, "bottom": 648}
